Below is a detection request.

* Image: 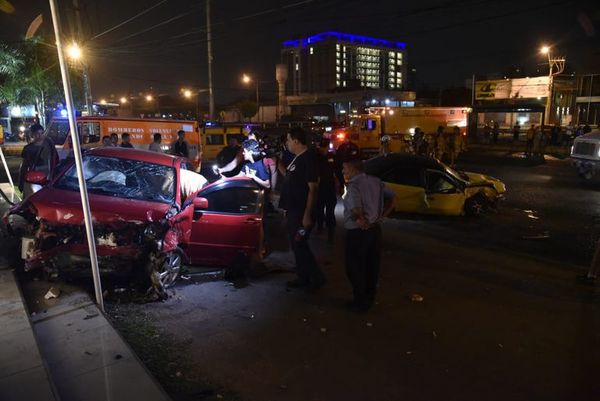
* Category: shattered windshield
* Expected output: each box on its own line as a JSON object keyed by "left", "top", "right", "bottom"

{"left": 55, "top": 155, "right": 175, "bottom": 204}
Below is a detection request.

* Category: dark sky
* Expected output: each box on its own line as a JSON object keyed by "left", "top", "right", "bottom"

{"left": 1, "top": 0, "right": 599, "bottom": 105}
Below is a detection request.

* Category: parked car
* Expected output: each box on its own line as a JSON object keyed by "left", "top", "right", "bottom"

{"left": 570, "top": 129, "right": 600, "bottom": 180}
{"left": 364, "top": 154, "right": 506, "bottom": 216}
{"left": 3, "top": 147, "right": 264, "bottom": 298}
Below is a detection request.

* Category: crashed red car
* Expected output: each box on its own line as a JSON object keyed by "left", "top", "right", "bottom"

{"left": 3, "top": 147, "right": 264, "bottom": 297}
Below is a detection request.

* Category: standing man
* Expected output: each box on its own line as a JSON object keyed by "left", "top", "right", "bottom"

{"left": 120, "top": 132, "right": 134, "bottom": 148}
{"left": 525, "top": 124, "right": 536, "bottom": 157}
{"left": 316, "top": 140, "right": 337, "bottom": 243}
{"left": 512, "top": 123, "right": 520, "bottom": 143}
{"left": 342, "top": 158, "right": 395, "bottom": 312}
{"left": 172, "top": 130, "right": 189, "bottom": 158}
{"left": 492, "top": 122, "right": 500, "bottom": 144}
{"left": 110, "top": 133, "right": 119, "bottom": 147}
{"left": 334, "top": 135, "right": 359, "bottom": 191}
{"left": 148, "top": 133, "right": 163, "bottom": 153}
{"left": 279, "top": 127, "right": 325, "bottom": 292}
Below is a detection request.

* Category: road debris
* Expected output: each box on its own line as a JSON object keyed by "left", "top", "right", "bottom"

{"left": 366, "top": 322, "right": 374, "bottom": 327}
{"left": 320, "top": 327, "right": 327, "bottom": 333}
{"left": 83, "top": 312, "right": 99, "bottom": 320}
{"left": 44, "top": 287, "right": 61, "bottom": 300}
{"left": 410, "top": 294, "right": 424, "bottom": 302}
{"left": 432, "top": 330, "right": 437, "bottom": 338}
{"left": 498, "top": 343, "right": 504, "bottom": 348}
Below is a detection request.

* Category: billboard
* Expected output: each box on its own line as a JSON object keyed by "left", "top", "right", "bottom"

{"left": 476, "top": 76, "right": 549, "bottom": 100}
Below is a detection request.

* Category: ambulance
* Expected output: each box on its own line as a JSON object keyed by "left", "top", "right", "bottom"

{"left": 330, "top": 107, "right": 471, "bottom": 157}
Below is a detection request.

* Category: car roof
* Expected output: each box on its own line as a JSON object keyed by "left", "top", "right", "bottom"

{"left": 364, "top": 154, "right": 442, "bottom": 176}
{"left": 86, "top": 147, "right": 180, "bottom": 166}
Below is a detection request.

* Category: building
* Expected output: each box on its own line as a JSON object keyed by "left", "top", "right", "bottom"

{"left": 281, "top": 31, "right": 407, "bottom": 95}
{"left": 574, "top": 74, "right": 600, "bottom": 126}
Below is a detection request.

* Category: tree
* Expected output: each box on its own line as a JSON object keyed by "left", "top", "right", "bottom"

{"left": 237, "top": 99, "right": 258, "bottom": 121}
{"left": 0, "top": 38, "right": 83, "bottom": 127}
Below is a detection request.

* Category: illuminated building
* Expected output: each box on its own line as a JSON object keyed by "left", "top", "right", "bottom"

{"left": 281, "top": 32, "right": 407, "bottom": 95}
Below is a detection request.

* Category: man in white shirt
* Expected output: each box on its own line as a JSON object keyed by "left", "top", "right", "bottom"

{"left": 148, "top": 133, "right": 163, "bottom": 153}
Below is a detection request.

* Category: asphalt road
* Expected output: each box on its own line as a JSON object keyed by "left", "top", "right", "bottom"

{"left": 2, "top": 150, "right": 600, "bottom": 401}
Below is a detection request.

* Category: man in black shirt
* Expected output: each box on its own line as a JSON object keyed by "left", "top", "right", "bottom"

{"left": 279, "top": 127, "right": 325, "bottom": 292}
{"left": 173, "top": 130, "right": 190, "bottom": 158}
{"left": 120, "top": 132, "right": 134, "bottom": 148}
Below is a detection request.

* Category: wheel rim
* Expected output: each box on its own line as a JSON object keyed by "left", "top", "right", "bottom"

{"left": 159, "top": 252, "right": 181, "bottom": 288}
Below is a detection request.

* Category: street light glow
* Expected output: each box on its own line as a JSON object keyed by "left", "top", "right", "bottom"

{"left": 242, "top": 74, "right": 251, "bottom": 84}
{"left": 100, "top": 99, "right": 107, "bottom": 105}
{"left": 67, "top": 43, "right": 82, "bottom": 60}
{"left": 183, "top": 89, "right": 192, "bottom": 98}
{"left": 145, "top": 94, "right": 153, "bottom": 102}
{"left": 120, "top": 97, "right": 127, "bottom": 104}
{"left": 540, "top": 45, "right": 550, "bottom": 55}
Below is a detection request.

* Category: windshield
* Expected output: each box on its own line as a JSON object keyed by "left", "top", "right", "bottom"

{"left": 441, "top": 162, "right": 467, "bottom": 183}
{"left": 55, "top": 155, "right": 175, "bottom": 204}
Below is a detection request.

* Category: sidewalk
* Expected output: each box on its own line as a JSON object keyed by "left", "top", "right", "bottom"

{"left": 0, "top": 181, "right": 172, "bottom": 401}
{"left": 0, "top": 270, "right": 59, "bottom": 401}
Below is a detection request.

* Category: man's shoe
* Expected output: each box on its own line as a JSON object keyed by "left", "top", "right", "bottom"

{"left": 286, "top": 279, "right": 309, "bottom": 288}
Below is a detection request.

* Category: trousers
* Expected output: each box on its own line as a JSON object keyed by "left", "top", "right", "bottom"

{"left": 345, "top": 225, "right": 382, "bottom": 305}
{"left": 287, "top": 212, "right": 324, "bottom": 284}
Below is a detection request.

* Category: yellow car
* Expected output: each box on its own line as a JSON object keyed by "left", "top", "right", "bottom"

{"left": 364, "top": 154, "right": 506, "bottom": 216}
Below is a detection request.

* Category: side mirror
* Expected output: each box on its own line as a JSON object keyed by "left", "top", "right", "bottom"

{"left": 25, "top": 171, "right": 48, "bottom": 186}
{"left": 193, "top": 197, "right": 208, "bottom": 210}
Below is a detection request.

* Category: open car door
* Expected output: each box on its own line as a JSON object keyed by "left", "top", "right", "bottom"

{"left": 186, "top": 179, "right": 263, "bottom": 267}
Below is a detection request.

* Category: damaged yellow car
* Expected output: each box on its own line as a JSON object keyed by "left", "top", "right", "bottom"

{"left": 364, "top": 154, "right": 506, "bottom": 216}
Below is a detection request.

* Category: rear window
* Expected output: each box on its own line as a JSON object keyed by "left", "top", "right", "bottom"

{"left": 206, "top": 134, "right": 224, "bottom": 145}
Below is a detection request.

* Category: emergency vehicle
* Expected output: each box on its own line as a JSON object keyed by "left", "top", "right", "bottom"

{"left": 330, "top": 107, "right": 471, "bottom": 157}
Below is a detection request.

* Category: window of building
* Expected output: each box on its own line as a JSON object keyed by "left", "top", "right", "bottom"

{"left": 295, "top": 63, "right": 299, "bottom": 71}
{"left": 336, "top": 58, "right": 340, "bottom": 65}
{"left": 390, "top": 64, "right": 395, "bottom": 71}
{"left": 396, "top": 72, "right": 402, "bottom": 78}
{"left": 389, "top": 58, "right": 395, "bottom": 65}
{"left": 336, "top": 51, "right": 340, "bottom": 58}
{"left": 336, "top": 80, "right": 340, "bottom": 86}
{"left": 397, "top": 78, "right": 402, "bottom": 85}
{"left": 390, "top": 84, "right": 395, "bottom": 89}
{"left": 343, "top": 81, "right": 346, "bottom": 87}
{"left": 336, "top": 66, "right": 340, "bottom": 72}
{"left": 336, "top": 44, "right": 340, "bottom": 50}
{"left": 310, "top": 47, "right": 314, "bottom": 55}
{"left": 390, "top": 51, "right": 396, "bottom": 58}
{"left": 336, "top": 73, "right": 340, "bottom": 79}
{"left": 343, "top": 67, "right": 347, "bottom": 73}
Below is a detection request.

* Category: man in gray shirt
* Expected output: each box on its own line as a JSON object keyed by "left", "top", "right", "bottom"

{"left": 148, "top": 133, "right": 163, "bottom": 153}
{"left": 342, "top": 158, "right": 395, "bottom": 312}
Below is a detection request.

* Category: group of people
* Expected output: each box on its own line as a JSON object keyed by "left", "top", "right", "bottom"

{"left": 101, "top": 130, "right": 190, "bottom": 159}
{"left": 412, "top": 125, "right": 465, "bottom": 166}
{"left": 214, "top": 128, "right": 395, "bottom": 312}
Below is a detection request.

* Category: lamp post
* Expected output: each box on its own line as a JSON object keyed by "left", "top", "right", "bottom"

{"left": 540, "top": 45, "right": 565, "bottom": 126}
{"left": 242, "top": 74, "right": 260, "bottom": 120}
{"left": 181, "top": 88, "right": 203, "bottom": 120}
{"left": 66, "top": 42, "right": 93, "bottom": 116}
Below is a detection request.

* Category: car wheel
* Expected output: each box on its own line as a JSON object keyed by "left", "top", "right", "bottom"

{"left": 465, "top": 194, "right": 487, "bottom": 217}
{"left": 158, "top": 250, "right": 182, "bottom": 289}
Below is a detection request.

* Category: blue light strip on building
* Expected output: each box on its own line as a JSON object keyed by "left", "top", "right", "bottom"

{"left": 282, "top": 31, "right": 406, "bottom": 49}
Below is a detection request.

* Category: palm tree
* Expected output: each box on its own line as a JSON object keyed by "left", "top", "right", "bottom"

{"left": 0, "top": 44, "right": 23, "bottom": 77}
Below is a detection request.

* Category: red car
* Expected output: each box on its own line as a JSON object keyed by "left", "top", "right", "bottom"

{"left": 4, "top": 147, "right": 264, "bottom": 297}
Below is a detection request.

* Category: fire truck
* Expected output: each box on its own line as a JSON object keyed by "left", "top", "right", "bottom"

{"left": 329, "top": 107, "right": 471, "bottom": 157}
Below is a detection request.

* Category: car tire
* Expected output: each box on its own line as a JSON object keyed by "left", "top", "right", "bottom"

{"left": 465, "top": 193, "right": 487, "bottom": 217}
{"left": 148, "top": 248, "right": 183, "bottom": 299}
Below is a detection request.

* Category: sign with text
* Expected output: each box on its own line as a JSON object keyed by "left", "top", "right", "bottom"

{"left": 476, "top": 76, "right": 549, "bottom": 100}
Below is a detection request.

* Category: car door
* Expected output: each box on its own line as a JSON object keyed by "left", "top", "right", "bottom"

{"left": 186, "top": 180, "right": 263, "bottom": 267}
{"left": 423, "top": 169, "right": 466, "bottom": 216}
{"left": 380, "top": 166, "right": 429, "bottom": 214}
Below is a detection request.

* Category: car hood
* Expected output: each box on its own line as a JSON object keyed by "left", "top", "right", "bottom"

{"left": 462, "top": 171, "right": 506, "bottom": 194}
{"left": 25, "top": 187, "right": 172, "bottom": 225}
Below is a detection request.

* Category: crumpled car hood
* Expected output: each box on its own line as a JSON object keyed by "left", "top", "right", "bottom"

{"left": 463, "top": 171, "right": 506, "bottom": 194}
{"left": 27, "top": 187, "right": 171, "bottom": 225}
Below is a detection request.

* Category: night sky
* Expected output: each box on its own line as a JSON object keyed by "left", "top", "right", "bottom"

{"left": 1, "top": 0, "right": 598, "bottom": 105}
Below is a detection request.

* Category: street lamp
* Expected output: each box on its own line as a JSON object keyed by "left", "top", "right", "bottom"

{"left": 181, "top": 88, "right": 200, "bottom": 119}
{"left": 119, "top": 96, "right": 127, "bottom": 104}
{"left": 539, "top": 45, "right": 566, "bottom": 126}
{"left": 66, "top": 41, "right": 93, "bottom": 116}
{"left": 241, "top": 73, "right": 260, "bottom": 120}
{"left": 145, "top": 94, "right": 154, "bottom": 102}
{"left": 66, "top": 42, "right": 82, "bottom": 60}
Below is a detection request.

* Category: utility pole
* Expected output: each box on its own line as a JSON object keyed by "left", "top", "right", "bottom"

{"left": 49, "top": 0, "right": 104, "bottom": 312}
{"left": 73, "top": 0, "right": 93, "bottom": 116}
{"left": 206, "top": 0, "right": 215, "bottom": 120}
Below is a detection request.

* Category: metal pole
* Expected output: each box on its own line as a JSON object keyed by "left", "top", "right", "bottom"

{"left": 0, "top": 147, "right": 17, "bottom": 202}
{"left": 206, "top": 0, "right": 214, "bottom": 120}
{"left": 48, "top": 0, "right": 104, "bottom": 312}
{"left": 255, "top": 81, "right": 260, "bottom": 121}
{"left": 587, "top": 74, "right": 593, "bottom": 123}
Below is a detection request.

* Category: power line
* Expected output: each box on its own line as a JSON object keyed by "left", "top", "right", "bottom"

{"left": 90, "top": 0, "right": 169, "bottom": 40}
